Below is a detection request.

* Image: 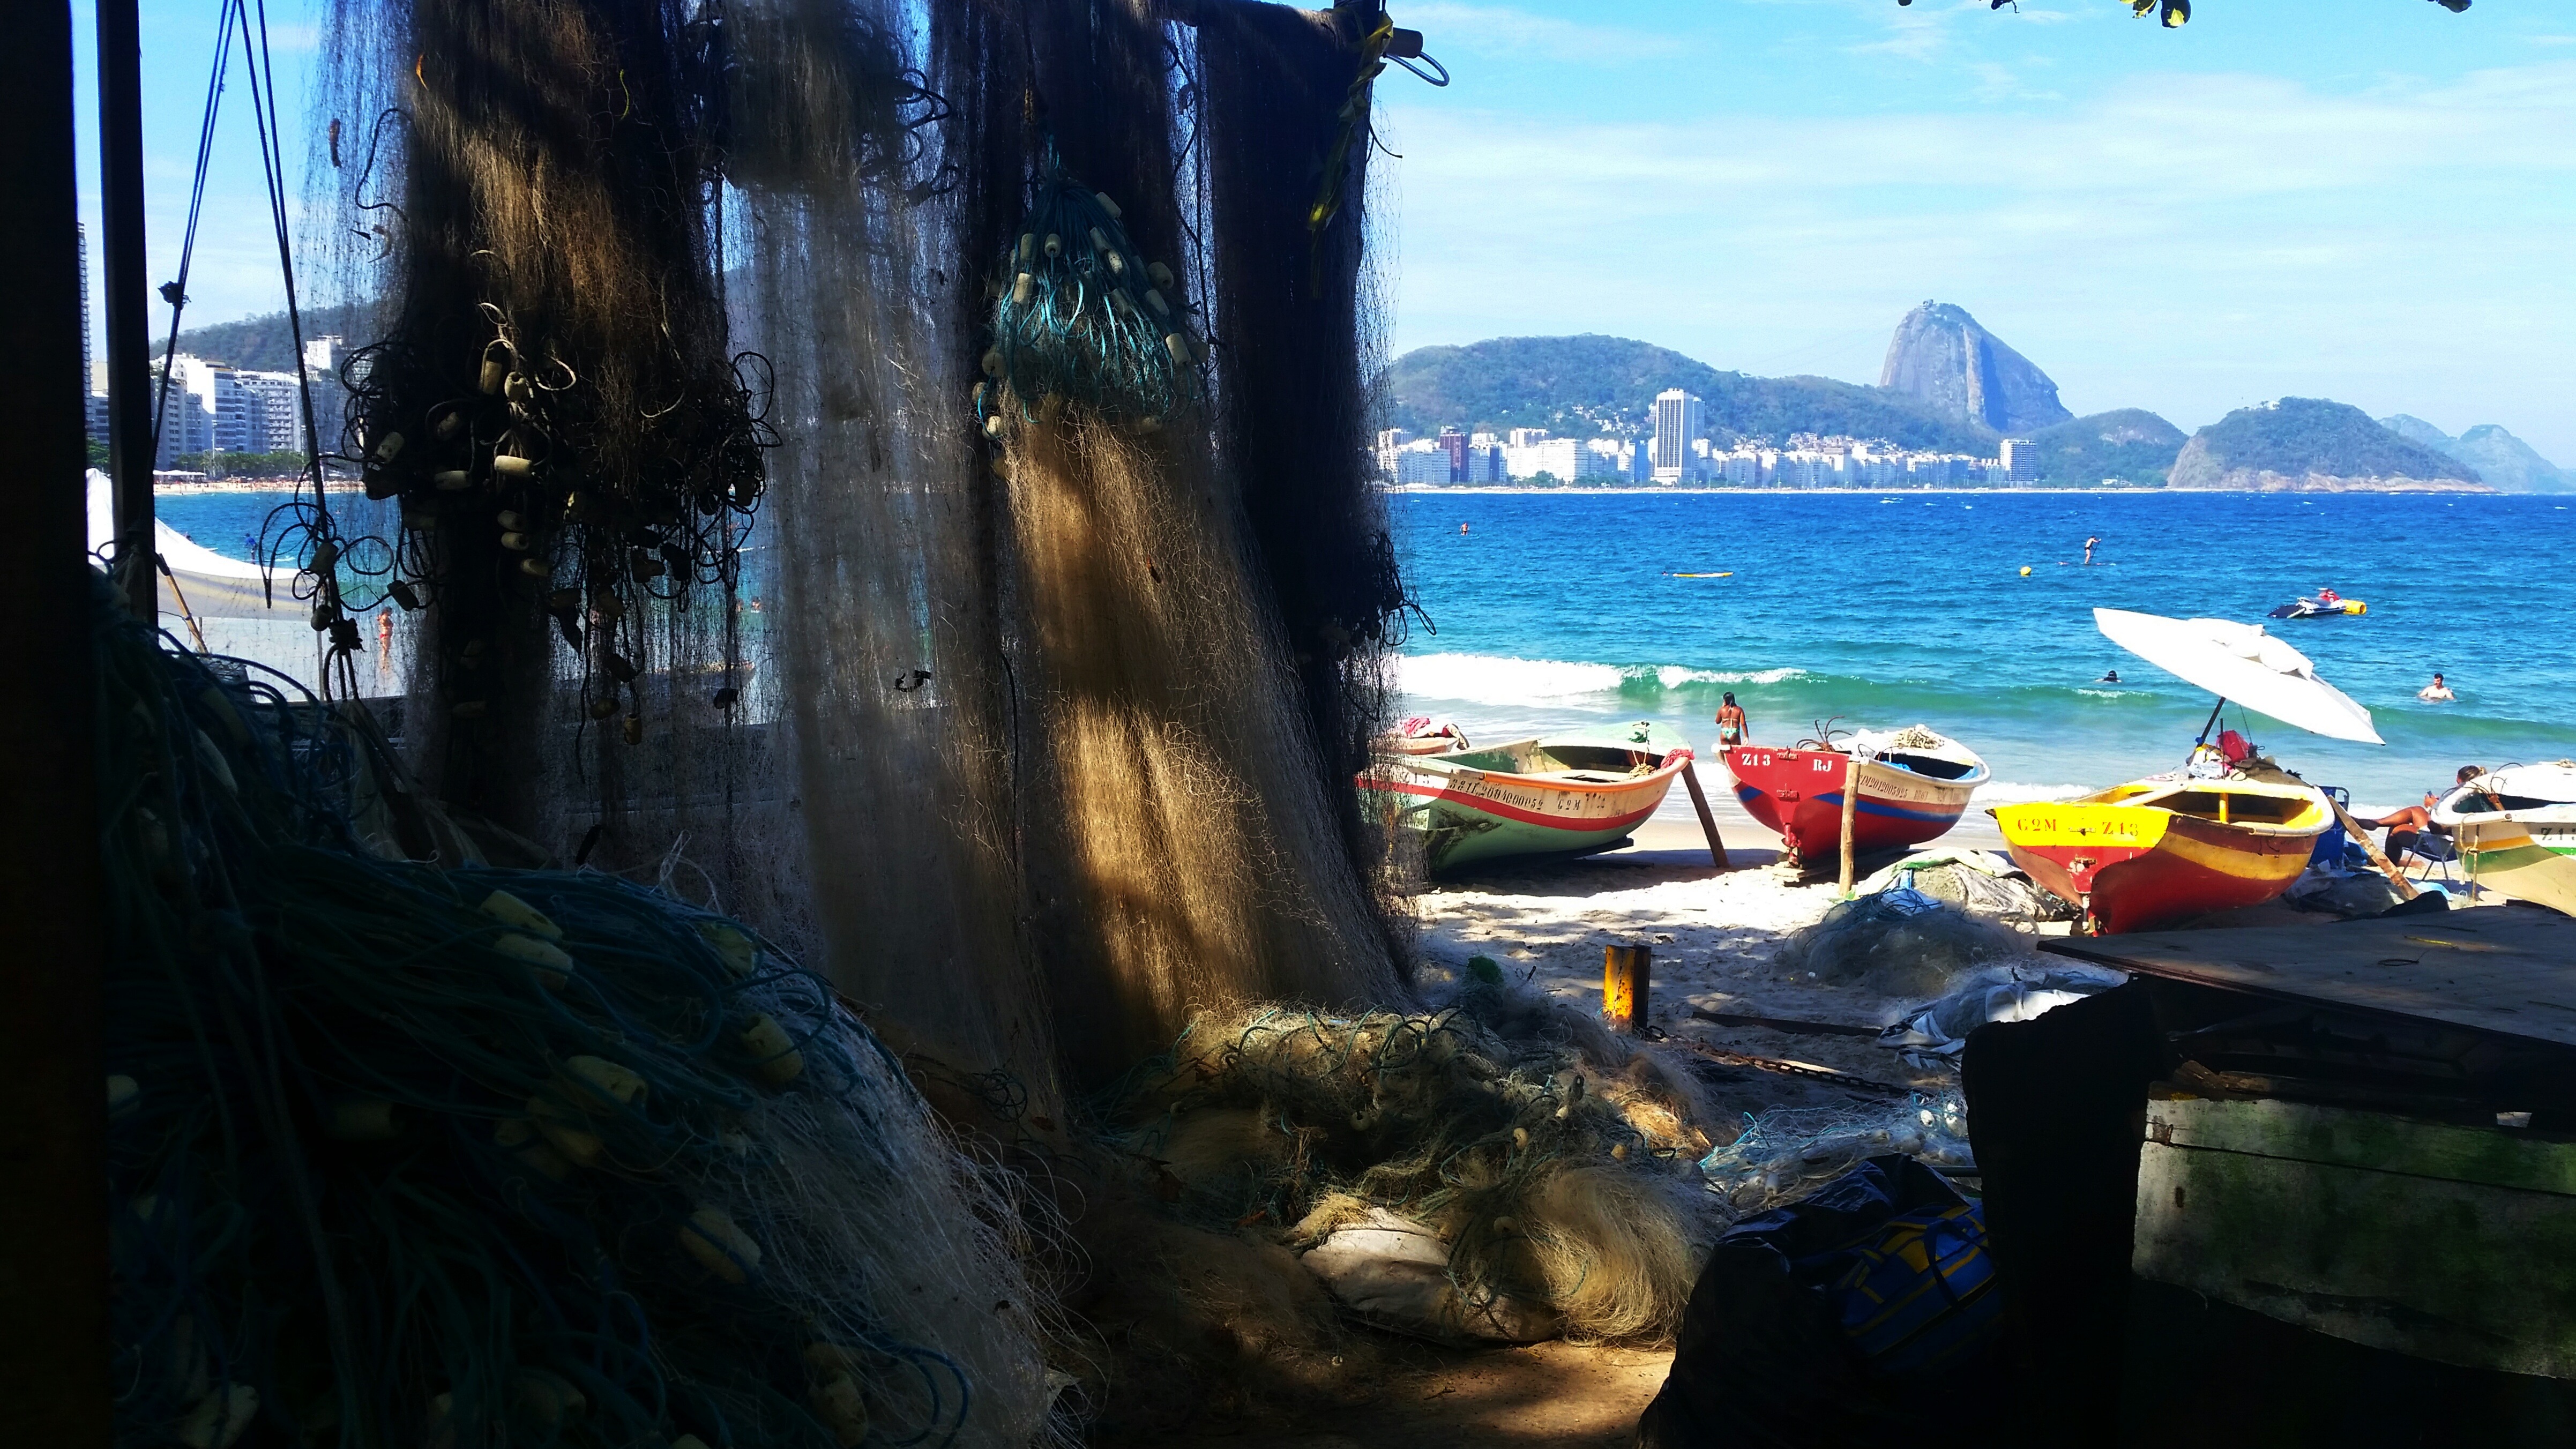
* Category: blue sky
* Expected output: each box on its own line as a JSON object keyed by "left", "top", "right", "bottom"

{"left": 1372, "top": 0, "right": 2576, "bottom": 456}
{"left": 76, "top": 0, "right": 2576, "bottom": 457}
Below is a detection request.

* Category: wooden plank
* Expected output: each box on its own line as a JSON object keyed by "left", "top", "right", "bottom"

{"left": 2135, "top": 1097, "right": 2576, "bottom": 1379}
{"left": 2146, "top": 1095, "right": 2576, "bottom": 1200}
{"left": 2040, "top": 905, "right": 2576, "bottom": 1049}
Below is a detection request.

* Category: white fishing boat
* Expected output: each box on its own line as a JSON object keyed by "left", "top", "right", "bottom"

{"left": 2430, "top": 761, "right": 2576, "bottom": 914}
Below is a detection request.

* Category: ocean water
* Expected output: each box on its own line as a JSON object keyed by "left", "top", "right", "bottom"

{"left": 1387, "top": 489, "right": 2576, "bottom": 815}
{"left": 155, "top": 486, "right": 2576, "bottom": 817}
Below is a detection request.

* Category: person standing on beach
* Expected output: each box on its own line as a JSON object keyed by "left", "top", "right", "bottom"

{"left": 1716, "top": 692, "right": 1748, "bottom": 748}
{"left": 2083, "top": 534, "right": 2100, "bottom": 565}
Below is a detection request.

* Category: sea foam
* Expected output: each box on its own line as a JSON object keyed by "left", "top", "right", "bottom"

{"left": 1395, "top": 653, "right": 1802, "bottom": 706}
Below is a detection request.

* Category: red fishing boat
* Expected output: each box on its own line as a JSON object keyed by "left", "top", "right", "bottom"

{"left": 1724, "top": 726, "right": 1988, "bottom": 865}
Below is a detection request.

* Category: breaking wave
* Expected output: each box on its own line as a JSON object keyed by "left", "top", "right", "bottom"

{"left": 1395, "top": 652, "right": 1805, "bottom": 706}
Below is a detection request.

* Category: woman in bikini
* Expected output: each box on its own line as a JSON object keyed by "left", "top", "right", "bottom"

{"left": 1716, "top": 692, "right": 1748, "bottom": 749}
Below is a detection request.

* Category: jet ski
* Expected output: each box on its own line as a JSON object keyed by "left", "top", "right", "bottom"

{"left": 2267, "top": 595, "right": 2367, "bottom": 619}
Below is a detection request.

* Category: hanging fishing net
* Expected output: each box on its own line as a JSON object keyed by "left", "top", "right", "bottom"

{"left": 309, "top": 0, "right": 780, "bottom": 916}
{"left": 924, "top": 0, "right": 1407, "bottom": 1086}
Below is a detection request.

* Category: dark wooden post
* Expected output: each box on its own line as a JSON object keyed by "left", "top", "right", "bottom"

{"left": 1603, "top": 944, "right": 1651, "bottom": 1033}
{"left": 0, "top": 3, "right": 114, "bottom": 1443}
{"left": 98, "top": 0, "right": 156, "bottom": 617}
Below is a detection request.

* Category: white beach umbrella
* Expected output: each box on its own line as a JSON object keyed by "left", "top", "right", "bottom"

{"left": 2094, "top": 607, "right": 2382, "bottom": 744}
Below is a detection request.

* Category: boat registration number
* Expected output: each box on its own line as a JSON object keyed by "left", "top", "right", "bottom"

{"left": 1999, "top": 803, "right": 2167, "bottom": 850}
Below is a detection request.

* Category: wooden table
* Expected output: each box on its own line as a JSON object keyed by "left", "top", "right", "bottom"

{"left": 2039, "top": 902, "right": 2576, "bottom": 1050}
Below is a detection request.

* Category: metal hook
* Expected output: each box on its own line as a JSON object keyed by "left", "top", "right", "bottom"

{"left": 1389, "top": 50, "right": 1450, "bottom": 87}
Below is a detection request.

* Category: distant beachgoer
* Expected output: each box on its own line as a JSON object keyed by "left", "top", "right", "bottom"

{"left": 2098, "top": 669, "right": 2120, "bottom": 683}
{"left": 1715, "top": 692, "right": 1748, "bottom": 748}
{"left": 2418, "top": 671, "right": 2454, "bottom": 702}
{"left": 376, "top": 609, "right": 392, "bottom": 643}
{"left": 1459, "top": 522, "right": 1470, "bottom": 535}
{"left": 2083, "top": 534, "right": 2100, "bottom": 564}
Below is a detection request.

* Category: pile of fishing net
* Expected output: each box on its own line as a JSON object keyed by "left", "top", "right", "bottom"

{"left": 1109, "top": 986, "right": 1724, "bottom": 1345}
{"left": 1693, "top": 1096, "right": 1976, "bottom": 1222}
{"left": 1773, "top": 888, "right": 2044, "bottom": 998}
{"left": 1857, "top": 849, "right": 2080, "bottom": 926}
{"left": 98, "top": 589, "right": 1070, "bottom": 1448}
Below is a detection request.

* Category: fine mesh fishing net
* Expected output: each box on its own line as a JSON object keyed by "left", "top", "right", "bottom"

{"left": 931, "top": 0, "right": 1406, "bottom": 1085}
{"left": 721, "top": 0, "right": 1065, "bottom": 1110}
{"left": 1773, "top": 889, "right": 2043, "bottom": 999}
{"left": 1114, "top": 988, "right": 1724, "bottom": 1343}
{"left": 96, "top": 586, "right": 1072, "bottom": 1448}
{"left": 309, "top": 0, "right": 780, "bottom": 908}
{"left": 1194, "top": 5, "right": 1415, "bottom": 923}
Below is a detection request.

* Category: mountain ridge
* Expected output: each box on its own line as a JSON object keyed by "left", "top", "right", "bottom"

{"left": 2172, "top": 398, "right": 2487, "bottom": 492}
{"left": 1879, "top": 301, "right": 2072, "bottom": 435}
{"left": 2377, "top": 414, "right": 2570, "bottom": 494}
{"left": 1383, "top": 334, "right": 1996, "bottom": 454}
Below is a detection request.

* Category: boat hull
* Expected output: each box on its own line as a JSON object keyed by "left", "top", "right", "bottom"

{"left": 1362, "top": 735, "right": 1689, "bottom": 875}
{"left": 1724, "top": 746, "right": 1978, "bottom": 862}
{"left": 1993, "top": 800, "right": 2320, "bottom": 933}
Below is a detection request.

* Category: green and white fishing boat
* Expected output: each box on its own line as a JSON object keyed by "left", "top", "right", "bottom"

{"left": 1360, "top": 720, "right": 1695, "bottom": 875}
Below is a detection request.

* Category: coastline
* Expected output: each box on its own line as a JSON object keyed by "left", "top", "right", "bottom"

{"left": 1382, "top": 483, "right": 2507, "bottom": 497}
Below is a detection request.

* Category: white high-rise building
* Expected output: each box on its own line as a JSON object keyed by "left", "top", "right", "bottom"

{"left": 1999, "top": 437, "right": 2037, "bottom": 484}
{"left": 1375, "top": 427, "right": 1412, "bottom": 480}
{"left": 304, "top": 335, "right": 347, "bottom": 459}
{"left": 1652, "top": 389, "right": 1705, "bottom": 482}
{"left": 153, "top": 355, "right": 221, "bottom": 467}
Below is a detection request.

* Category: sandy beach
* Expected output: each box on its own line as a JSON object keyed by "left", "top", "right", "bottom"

{"left": 1408, "top": 815, "right": 2035, "bottom": 1094}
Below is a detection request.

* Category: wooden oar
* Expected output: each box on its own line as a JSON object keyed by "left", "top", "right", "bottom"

{"left": 1678, "top": 759, "right": 1730, "bottom": 870}
{"left": 2327, "top": 796, "right": 2422, "bottom": 902}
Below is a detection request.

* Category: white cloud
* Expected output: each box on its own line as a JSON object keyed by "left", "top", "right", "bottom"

{"left": 1394, "top": 3, "right": 1686, "bottom": 65}
{"left": 1375, "top": 58, "right": 2576, "bottom": 457}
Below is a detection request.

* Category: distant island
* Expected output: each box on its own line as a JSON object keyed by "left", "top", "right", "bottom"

{"left": 1382, "top": 303, "right": 2563, "bottom": 494}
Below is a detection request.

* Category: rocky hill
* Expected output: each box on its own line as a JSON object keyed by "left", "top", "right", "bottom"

{"left": 2017, "top": 408, "right": 2187, "bottom": 487}
{"left": 1382, "top": 334, "right": 1994, "bottom": 454}
{"left": 1879, "top": 301, "right": 2072, "bottom": 435}
{"left": 2378, "top": 415, "right": 2570, "bottom": 494}
{"left": 2169, "top": 398, "right": 2488, "bottom": 491}
{"left": 172, "top": 304, "right": 375, "bottom": 372}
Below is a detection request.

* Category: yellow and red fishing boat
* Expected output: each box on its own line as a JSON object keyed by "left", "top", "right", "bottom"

{"left": 1992, "top": 775, "right": 2331, "bottom": 934}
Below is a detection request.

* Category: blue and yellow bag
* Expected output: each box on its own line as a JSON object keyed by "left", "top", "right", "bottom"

{"left": 1830, "top": 1198, "right": 2001, "bottom": 1377}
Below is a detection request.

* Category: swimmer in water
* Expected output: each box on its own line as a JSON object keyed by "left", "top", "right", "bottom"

{"left": 2098, "top": 669, "right": 2120, "bottom": 684}
{"left": 2418, "top": 671, "right": 2454, "bottom": 702}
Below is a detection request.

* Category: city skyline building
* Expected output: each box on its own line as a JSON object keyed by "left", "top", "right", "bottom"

{"left": 1652, "top": 389, "right": 1705, "bottom": 482}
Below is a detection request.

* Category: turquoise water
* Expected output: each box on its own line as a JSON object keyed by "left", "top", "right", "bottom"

{"left": 159, "top": 486, "right": 2576, "bottom": 815}
{"left": 1388, "top": 489, "right": 2576, "bottom": 813}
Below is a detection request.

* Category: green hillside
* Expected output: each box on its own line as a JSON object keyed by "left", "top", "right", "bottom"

{"left": 2171, "top": 397, "right": 2480, "bottom": 487}
{"left": 2020, "top": 408, "right": 2186, "bottom": 487}
{"left": 1383, "top": 334, "right": 1997, "bottom": 454}
{"left": 171, "top": 304, "right": 374, "bottom": 373}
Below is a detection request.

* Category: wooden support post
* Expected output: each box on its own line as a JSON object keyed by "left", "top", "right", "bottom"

{"left": 1603, "top": 944, "right": 1651, "bottom": 1034}
{"left": 1837, "top": 751, "right": 1862, "bottom": 894}
{"left": 2329, "top": 797, "right": 2422, "bottom": 902}
{"left": 98, "top": 0, "right": 155, "bottom": 619}
{"left": 1, "top": 3, "right": 113, "bottom": 1441}
{"left": 1678, "top": 759, "right": 1730, "bottom": 870}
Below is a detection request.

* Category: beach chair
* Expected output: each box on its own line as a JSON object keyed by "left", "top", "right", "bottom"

{"left": 2386, "top": 827, "right": 2460, "bottom": 885}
